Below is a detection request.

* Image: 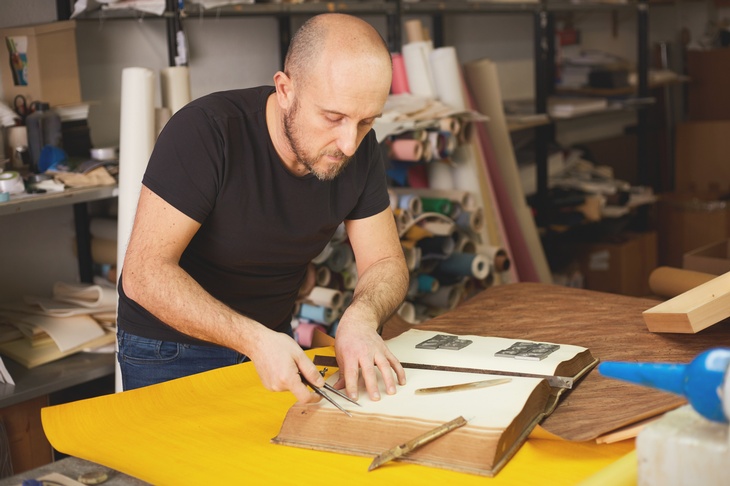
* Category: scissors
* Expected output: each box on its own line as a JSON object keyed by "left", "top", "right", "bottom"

{"left": 301, "top": 367, "right": 361, "bottom": 417}
{"left": 13, "top": 95, "right": 30, "bottom": 124}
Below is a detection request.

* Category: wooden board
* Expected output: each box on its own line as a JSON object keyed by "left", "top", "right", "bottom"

{"left": 643, "top": 270, "right": 730, "bottom": 333}
{"left": 381, "top": 282, "right": 730, "bottom": 442}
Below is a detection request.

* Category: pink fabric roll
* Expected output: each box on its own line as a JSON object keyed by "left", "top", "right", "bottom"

{"left": 389, "top": 138, "right": 423, "bottom": 162}
{"left": 391, "top": 53, "right": 410, "bottom": 94}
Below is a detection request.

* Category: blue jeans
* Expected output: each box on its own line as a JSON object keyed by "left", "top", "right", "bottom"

{"left": 117, "top": 329, "right": 251, "bottom": 391}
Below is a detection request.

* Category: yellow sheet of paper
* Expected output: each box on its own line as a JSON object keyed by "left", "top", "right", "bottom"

{"left": 42, "top": 348, "right": 634, "bottom": 485}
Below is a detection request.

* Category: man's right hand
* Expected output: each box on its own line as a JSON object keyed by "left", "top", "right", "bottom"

{"left": 247, "top": 327, "right": 325, "bottom": 404}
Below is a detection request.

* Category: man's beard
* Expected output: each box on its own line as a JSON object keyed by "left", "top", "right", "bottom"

{"left": 283, "top": 98, "right": 352, "bottom": 181}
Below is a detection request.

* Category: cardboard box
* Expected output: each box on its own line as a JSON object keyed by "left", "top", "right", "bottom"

{"left": 573, "top": 231, "right": 657, "bottom": 297}
{"left": 683, "top": 239, "right": 730, "bottom": 275}
{"left": 657, "top": 193, "right": 730, "bottom": 268}
{"left": 0, "top": 20, "right": 81, "bottom": 107}
{"left": 675, "top": 121, "right": 730, "bottom": 194}
{"left": 686, "top": 48, "right": 730, "bottom": 121}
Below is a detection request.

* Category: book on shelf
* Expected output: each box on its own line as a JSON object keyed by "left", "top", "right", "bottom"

{"left": 272, "top": 329, "right": 597, "bottom": 477}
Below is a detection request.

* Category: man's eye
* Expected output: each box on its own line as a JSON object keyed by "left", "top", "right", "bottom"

{"left": 326, "top": 115, "right": 343, "bottom": 123}
{"left": 360, "top": 119, "right": 375, "bottom": 126}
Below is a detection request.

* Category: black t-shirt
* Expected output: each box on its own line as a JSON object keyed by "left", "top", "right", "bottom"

{"left": 117, "top": 86, "right": 390, "bottom": 345}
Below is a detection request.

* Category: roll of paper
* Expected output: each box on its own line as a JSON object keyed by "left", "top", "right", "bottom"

{"left": 402, "top": 41, "right": 436, "bottom": 99}
{"left": 648, "top": 266, "right": 715, "bottom": 298}
{"left": 160, "top": 66, "right": 192, "bottom": 114}
{"left": 429, "top": 47, "right": 467, "bottom": 111}
{"left": 117, "top": 67, "right": 156, "bottom": 279}
{"left": 464, "top": 58, "right": 551, "bottom": 283}
{"left": 155, "top": 107, "right": 172, "bottom": 138}
{"left": 306, "top": 286, "right": 343, "bottom": 309}
{"left": 405, "top": 19, "right": 427, "bottom": 43}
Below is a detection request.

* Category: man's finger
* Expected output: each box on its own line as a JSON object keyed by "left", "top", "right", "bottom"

{"left": 359, "top": 361, "right": 381, "bottom": 401}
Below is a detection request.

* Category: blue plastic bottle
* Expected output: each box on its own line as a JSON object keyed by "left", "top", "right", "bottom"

{"left": 25, "top": 101, "right": 62, "bottom": 173}
{"left": 598, "top": 348, "right": 730, "bottom": 423}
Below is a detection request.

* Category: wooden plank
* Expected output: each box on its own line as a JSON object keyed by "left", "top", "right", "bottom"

{"left": 643, "top": 270, "right": 730, "bottom": 333}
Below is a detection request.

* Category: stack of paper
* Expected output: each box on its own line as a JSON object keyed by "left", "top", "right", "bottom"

{"left": 0, "top": 282, "right": 116, "bottom": 369}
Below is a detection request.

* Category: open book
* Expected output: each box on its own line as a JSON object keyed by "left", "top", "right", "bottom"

{"left": 273, "top": 329, "right": 597, "bottom": 476}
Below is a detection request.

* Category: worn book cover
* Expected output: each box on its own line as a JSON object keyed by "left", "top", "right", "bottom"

{"left": 272, "top": 329, "right": 597, "bottom": 476}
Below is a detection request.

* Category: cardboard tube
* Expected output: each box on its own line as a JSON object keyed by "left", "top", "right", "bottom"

{"left": 648, "top": 266, "right": 716, "bottom": 298}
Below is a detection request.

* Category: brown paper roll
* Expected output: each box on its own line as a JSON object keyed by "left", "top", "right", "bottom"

{"left": 648, "top": 266, "right": 715, "bottom": 298}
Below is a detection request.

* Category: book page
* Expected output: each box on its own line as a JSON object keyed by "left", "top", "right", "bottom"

{"left": 385, "top": 329, "right": 586, "bottom": 377}
{"left": 315, "top": 367, "right": 545, "bottom": 430}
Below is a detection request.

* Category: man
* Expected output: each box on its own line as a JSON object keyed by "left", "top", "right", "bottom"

{"left": 117, "top": 13, "right": 409, "bottom": 405}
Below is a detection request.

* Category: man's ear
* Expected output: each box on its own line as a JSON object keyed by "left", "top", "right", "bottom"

{"left": 273, "top": 71, "right": 294, "bottom": 110}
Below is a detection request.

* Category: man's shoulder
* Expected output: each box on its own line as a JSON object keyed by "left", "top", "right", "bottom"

{"left": 194, "top": 86, "right": 275, "bottom": 110}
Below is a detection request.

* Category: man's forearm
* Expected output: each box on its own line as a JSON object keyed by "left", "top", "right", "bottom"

{"left": 344, "top": 255, "right": 409, "bottom": 330}
{"left": 122, "top": 260, "right": 263, "bottom": 353}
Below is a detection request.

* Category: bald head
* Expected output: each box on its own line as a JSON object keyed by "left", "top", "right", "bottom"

{"left": 284, "top": 13, "right": 391, "bottom": 89}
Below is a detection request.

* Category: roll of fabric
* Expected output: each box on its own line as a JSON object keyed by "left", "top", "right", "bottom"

{"left": 427, "top": 160, "right": 455, "bottom": 191}
{"left": 437, "top": 252, "right": 491, "bottom": 280}
{"left": 388, "top": 189, "right": 398, "bottom": 211}
{"left": 393, "top": 208, "right": 414, "bottom": 235}
{"left": 295, "top": 321, "right": 328, "bottom": 348}
{"left": 417, "top": 235, "right": 455, "bottom": 259}
{"left": 312, "top": 241, "right": 334, "bottom": 265}
{"left": 389, "top": 138, "right": 424, "bottom": 162}
{"left": 315, "top": 265, "right": 331, "bottom": 287}
{"left": 324, "top": 243, "right": 353, "bottom": 272}
{"left": 391, "top": 53, "right": 410, "bottom": 95}
{"left": 398, "top": 193, "right": 423, "bottom": 215}
{"left": 402, "top": 245, "right": 422, "bottom": 272}
{"left": 417, "top": 284, "right": 462, "bottom": 311}
{"left": 298, "top": 303, "right": 337, "bottom": 325}
{"left": 455, "top": 207, "right": 485, "bottom": 232}
{"left": 421, "top": 197, "right": 453, "bottom": 216}
{"left": 417, "top": 274, "right": 440, "bottom": 294}
{"left": 407, "top": 164, "right": 430, "bottom": 188}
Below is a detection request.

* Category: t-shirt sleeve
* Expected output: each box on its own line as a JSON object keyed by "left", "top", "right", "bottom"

{"left": 346, "top": 132, "right": 391, "bottom": 220}
{"left": 142, "top": 105, "right": 223, "bottom": 224}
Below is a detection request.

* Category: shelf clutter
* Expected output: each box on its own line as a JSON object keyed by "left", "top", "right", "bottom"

{"left": 0, "top": 282, "right": 116, "bottom": 378}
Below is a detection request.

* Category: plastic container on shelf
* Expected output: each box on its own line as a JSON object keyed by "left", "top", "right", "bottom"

{"left": 25, "top": 101, "right": 62, "bottom": 173}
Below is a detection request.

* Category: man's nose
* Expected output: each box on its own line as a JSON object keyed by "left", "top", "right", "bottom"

{"left": 336, "top": 122, "right": 358, "bottom": 157}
